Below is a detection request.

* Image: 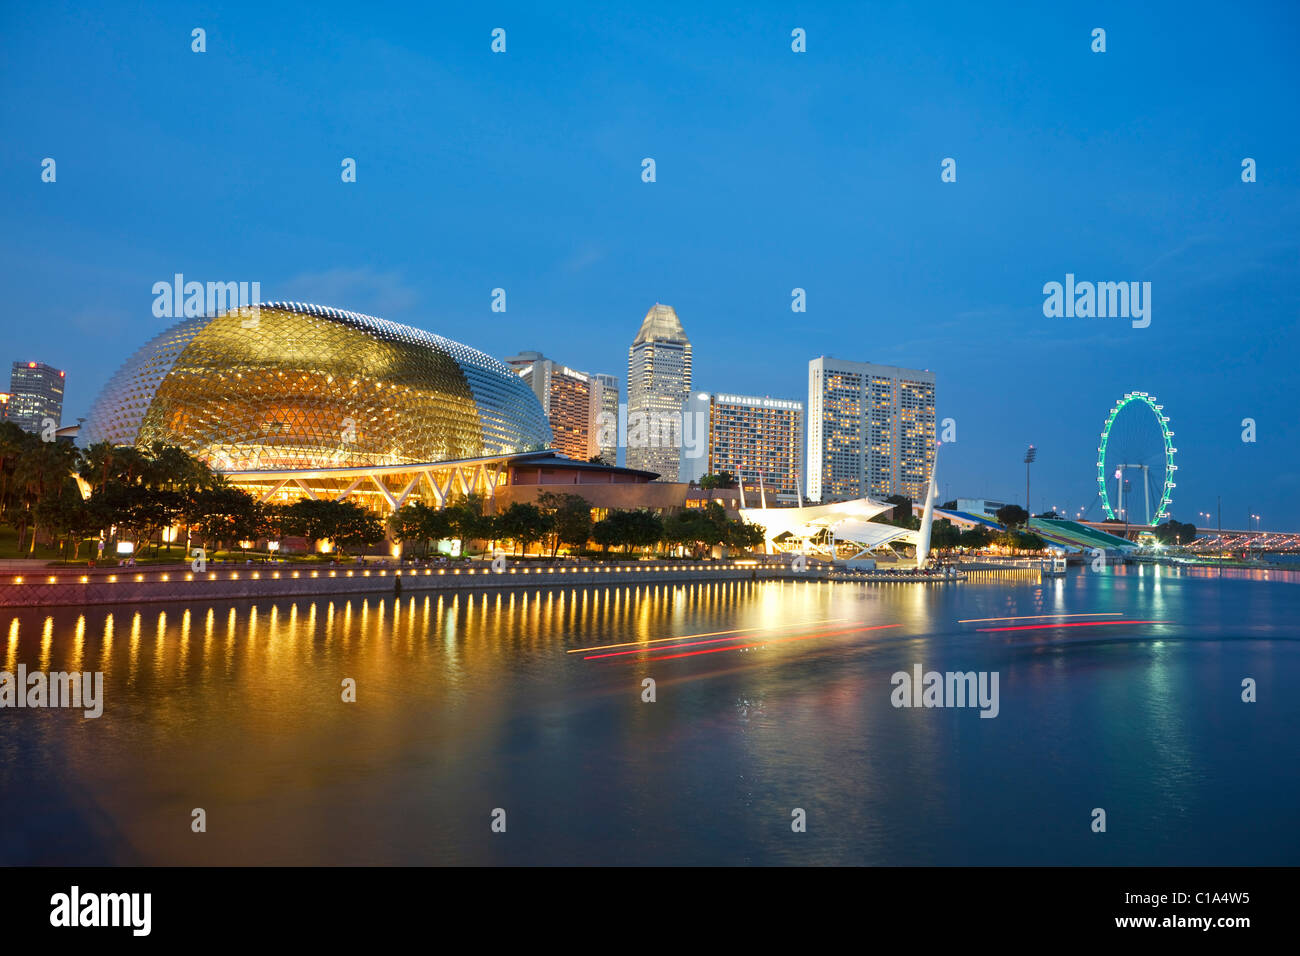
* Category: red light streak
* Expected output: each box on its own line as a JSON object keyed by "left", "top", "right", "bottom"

{"left": 585, "top": 623, "right": 898, "bottom": 661}
{"left": 976, "top": 620, "right": 1170, "bottom": 632}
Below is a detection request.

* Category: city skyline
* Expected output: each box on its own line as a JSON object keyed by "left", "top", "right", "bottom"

{"left": 2, "top": 3, "right": 1296, "bottom": 526}
{"left": 3, "top": 0, "right": 1298, "bottom": 895}
{"left": 5, "top": 293, "right": 1291, "bottom": 530}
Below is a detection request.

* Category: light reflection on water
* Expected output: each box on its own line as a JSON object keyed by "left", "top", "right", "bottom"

{"left": 1, "top": 568, "right": 1297, "bottom": 865}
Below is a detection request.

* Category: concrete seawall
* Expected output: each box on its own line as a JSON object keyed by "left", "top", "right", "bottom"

{"left": 0, "top": 561, "right": 810, "bottom": 609}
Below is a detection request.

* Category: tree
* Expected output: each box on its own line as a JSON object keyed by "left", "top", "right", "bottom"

{"left": 591, "top": 514, "right": 621, "bottom": 553}
{"left": 725, "top": 517, "right": 765, "bottom": 552}
{"left": 444, "top": 493, "right": 495, "bottom": 551}
{"left": 700, "top": 472, "right": 738, "bottom": 490}
{"left": 994, "top": 529, "right": 1046, "bottom": 552}
{"left": 661, "top": 509, "right": 710, "bottom": 556}
{"left": 930, "top": 518, "right": 961, "bottom": 550}
{"left": 874, "top": 495, "right": 917, "bottom": 528}
{"left": 995, "top": 504, "right": 1029, "bottom": 529}
{"left": 538, "top": 492, "right": 593, "bottom": 556}
{"left": 497, "top": 501, "right": 550, "bottom": 555}
{"left": 627, "top": 510, "right": 664, "bottom": 553}
{"left": 275, "top": 499, "right": 380, "bottom": 555}
{"left": 959, "top": 526, "right": 993, "bottom": 550}
{"left": 0, "top": 422, "right": 33, "bottom": 524}
{"left": 1152, "top": 519, "right": 1197, "bottom": 546}
{"left": 36, "top": 482, "right": 101, "bottom": 561}
{"left": 188, "top": 486, "right": 265, "bottom": 552}
{"left": 330, "top": 503, "right": 385, "bottom": 554}
{"left": 12, "top": 438, "right": 81, "bottom": 553}
{"left": 592, "top": 508, "right": 663, "bottom": 555}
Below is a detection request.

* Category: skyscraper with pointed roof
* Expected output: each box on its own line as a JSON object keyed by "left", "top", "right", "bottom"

{"left": 626, "top": 303, "right": 692, "bottom": 480}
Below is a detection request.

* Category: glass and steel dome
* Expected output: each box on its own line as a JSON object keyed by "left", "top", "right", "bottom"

{"left": 82, "top": 302, "right": 551, "bottom": 471}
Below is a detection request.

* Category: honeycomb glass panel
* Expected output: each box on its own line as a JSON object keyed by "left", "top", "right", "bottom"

{"left": 84, "top": 302, "right": 550, "bottom": 470}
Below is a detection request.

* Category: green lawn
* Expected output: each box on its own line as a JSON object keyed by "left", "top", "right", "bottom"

{"left": 0, "top": 524, "right": 75, "bottom": 561}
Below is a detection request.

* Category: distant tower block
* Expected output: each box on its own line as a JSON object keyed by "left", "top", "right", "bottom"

{"left": 627, "top": 304, "right": 692, "bottom": 481}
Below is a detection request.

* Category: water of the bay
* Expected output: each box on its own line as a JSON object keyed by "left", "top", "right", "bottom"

{"left": 2, "top": 563, "right": 1297, "bottom": 865}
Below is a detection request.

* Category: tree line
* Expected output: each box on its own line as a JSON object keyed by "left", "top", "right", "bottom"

{"left": 0, "top": 424, "right": 386, "bottom": 560}
{"left": 0, "top": 424, "right": 765, "bottom": 562}
{"left": 390, "top": 494, "right": 765, "bottom": 558}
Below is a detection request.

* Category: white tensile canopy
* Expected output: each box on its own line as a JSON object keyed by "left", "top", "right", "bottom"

{"left": 739, "top": 497, "right": 922, "bottom": 560}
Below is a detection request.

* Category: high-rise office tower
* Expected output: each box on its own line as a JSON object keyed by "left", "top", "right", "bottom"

{"left": 505, "top": 351, "right": 611, "bottom": 461}
{"left": 807, "top": 357, "right": 936, "bottom": 503}
{"left": 593, "top": 373, "right": 619, "bottom": 464}
{"left": 680, "top": 391, "right": 803, "bottom": 496}
{"left": 626, "top": 304, "right": 692, "bottom": 480}
{"left": 7, "top": 361, "right": 65, "bottom": 434}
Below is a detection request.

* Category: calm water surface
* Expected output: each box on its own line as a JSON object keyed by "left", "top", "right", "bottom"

{"left": 2, "top": 565, "right": 1297, "bottom": 865}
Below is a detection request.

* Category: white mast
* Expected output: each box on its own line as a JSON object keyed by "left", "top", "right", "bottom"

{"left": 915, "top": 443, "right": 940, "bottom": 569}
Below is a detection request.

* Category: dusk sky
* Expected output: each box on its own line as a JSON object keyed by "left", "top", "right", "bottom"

{"left": 3, "top": 1, "right": 1297, "bottom": 527}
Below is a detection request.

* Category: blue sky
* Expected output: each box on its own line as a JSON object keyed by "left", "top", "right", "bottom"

{"left": 3, "top": 1, "right": 1297, "bottom": 528}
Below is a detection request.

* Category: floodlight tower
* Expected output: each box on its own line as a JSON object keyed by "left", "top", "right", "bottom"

{"left": 1023, "top": 445, "right": 1037, "bottom": 529}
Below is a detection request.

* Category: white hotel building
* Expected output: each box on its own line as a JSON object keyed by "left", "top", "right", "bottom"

{"left": 807, "top": 357, "right": 936, "bottom": 504}
{"left": 680, "top": 391, "right": 804, "bottom": 497}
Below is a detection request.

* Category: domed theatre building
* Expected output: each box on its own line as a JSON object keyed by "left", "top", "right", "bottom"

{"left": 83, "top": 302, "right": 662, "bottom": 518}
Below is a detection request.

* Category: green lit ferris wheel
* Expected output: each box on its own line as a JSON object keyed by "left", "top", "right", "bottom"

{"left": 1096, "top": 392, "right": 1177, "bottom": 526}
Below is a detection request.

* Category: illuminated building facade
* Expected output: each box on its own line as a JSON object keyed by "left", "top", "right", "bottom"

{"left": 84, "top": 302, "right": 551, "bottom": 472}
{"left": 593, "top": 373, "right": 619, "bottom": 464}
{"left": 505, "top": 351, "right": 612, "bottom": 462}
{"left": 7, "top": 361, "right": 65, "bottom": 434}
{"left": 627, "top": 303, "right": 692, "bottom": 480}
{"left": 680, "top": 391, "right": 803, "bottom": 497}
{"left": 807, "top": 357, "right": 936, "bottom": 503}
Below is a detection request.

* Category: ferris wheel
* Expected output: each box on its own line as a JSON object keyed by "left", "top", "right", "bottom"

{"left": 1096, "top": 392, "right": 1177, "bottom": 526}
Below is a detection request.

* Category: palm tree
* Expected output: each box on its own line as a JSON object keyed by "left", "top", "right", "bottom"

{"left": 0, "top": 422, "right": 34, "bottom": 522}
{"left": 13, "top": 438, "right": 80, "bottom": 553}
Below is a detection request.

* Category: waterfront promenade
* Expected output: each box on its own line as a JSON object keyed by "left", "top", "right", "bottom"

{"left": 0, "top": 558, "right": 809, "bottom": 609}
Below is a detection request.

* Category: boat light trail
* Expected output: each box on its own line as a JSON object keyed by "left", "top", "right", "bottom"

{"left": 959, "top": 613, "right": 1124, "bottom": 624}
{"left": 976, "top": 620, "right": 1170, "bottom": 632}
{"left": 568, "top": 618, "right": 848, "bottom": 654}
{"left": 585, "top": 623, "right": 899, "bottom": 662}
